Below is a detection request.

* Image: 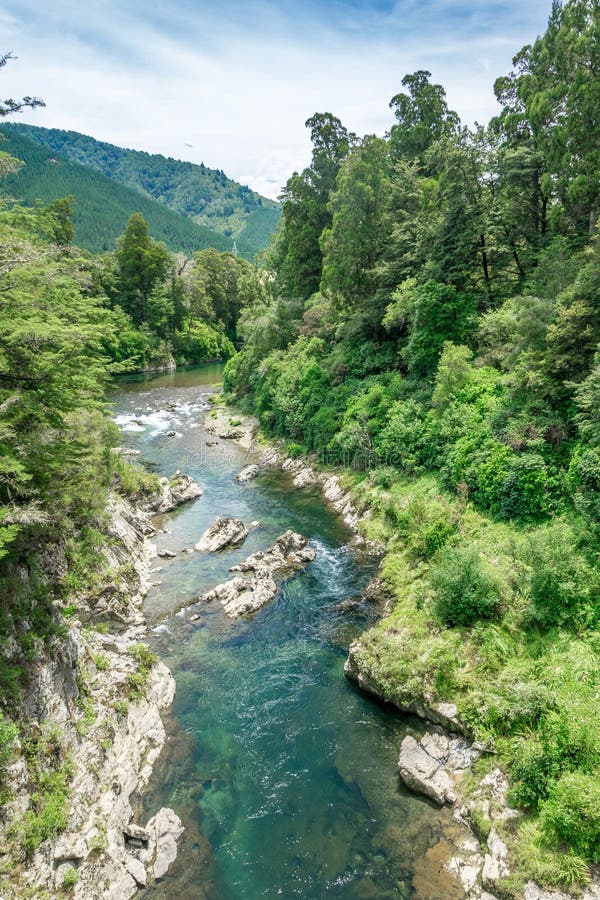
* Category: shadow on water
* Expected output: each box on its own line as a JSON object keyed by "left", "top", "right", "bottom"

{"left": 110, "top": 366, "right": 467, "bottom": 900}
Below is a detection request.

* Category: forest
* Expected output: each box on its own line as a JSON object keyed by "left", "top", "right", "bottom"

{"left": 0, "top": 128, "right": 257, "bottom": 257}
{"left": 1, "top": 0, "right": 600, "bottom": 893}
{"left": 222, "top": 0, "right": 600, "bottom": 891}
{"left": 3, "top": 123, "right": 281, "bottom": 257}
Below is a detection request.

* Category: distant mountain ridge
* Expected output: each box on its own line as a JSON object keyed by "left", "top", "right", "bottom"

{"left": 3, "top": 123, "right": 281, "bottom": 257}
{"left": 0, "top": 128, "right": 241, "bottom": 256}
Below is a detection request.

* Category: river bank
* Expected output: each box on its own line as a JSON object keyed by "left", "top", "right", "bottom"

{"left": 0, "top": 470, "right": 205, "bottom": 898}
{"left": 206, "top": 399, "right": 600, "bottom": 900}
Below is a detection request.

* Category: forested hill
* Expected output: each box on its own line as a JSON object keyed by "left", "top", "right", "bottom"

{"left": 3, "top": 123, "right": 281, "bottom": 256}
{"left": 0, "top": 128, "right": 238, "bottom": 256}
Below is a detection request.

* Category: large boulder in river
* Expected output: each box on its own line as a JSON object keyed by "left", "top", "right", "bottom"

{"left": 399, "top": 734, "right": 456, "bottom": 806}
{"left": 195, "top": 516, "right": 254, "bottom": 552}
{"left": 147, "top": 473, "right": 203, "bottom": 514}
{"left": 230, "top": 529, "right": 315, "bottom": 576}
{"left": 200, "top": 530, "right": 316, "bottom": 618}
{"left": 236, "top": 464, "right": 260, "bottom": 483}
{"left": 202, "top": 575, "right": 278, "bottom": 617}
{"left": 140, "top": 807, "right": 184, "bottom": 880}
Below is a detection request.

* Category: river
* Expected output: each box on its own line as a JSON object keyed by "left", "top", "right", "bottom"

{"left": 110, "top": 366, "right": 467, "bottom": 900}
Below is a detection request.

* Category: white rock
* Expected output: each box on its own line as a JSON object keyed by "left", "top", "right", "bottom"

{"left": 524, "top": 883, "right": 573, "bottom": 900}
{"left": 236, "top": 464, "right": 260, "bottom": 483}
{"left": 258, "top": 447, "right": 281, "bottom": 468}
{"left": 195, "top": 516, "right": 249, "bottom": 552}
{"left": 111, "top": 447, "right": 141, "bottom": 458}
{"left": 53, "top": 832, "right": 88, "bottom": 863}
{"left": 398, "top": 734, "right": 457, "bottom": 806}
{"left": 293, "top": 467, "right": 317, "bottom": 488}
{"left": 199, "top": 531, "right": 316, "bottom": 618}
{"left": 124, "top": 854, "right": 148, "bottom": 887}
{"left": 147, "top": 474, "right": 203, "bottom": 514}
{"left": 482, "top": 828, "right": 510, "bottom": 886}
{"left": 420, "top": 732, "right": 450, "bottom": 761}
{"left": 123, "top": 822, "right": 150, "bottom": 843}
{"left": 143, "top": 807, "right": 184, "bottom": 880}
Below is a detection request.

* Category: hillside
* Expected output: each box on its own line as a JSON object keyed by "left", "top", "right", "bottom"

{"left": 4, "top": 123, "right": 281, "bottom": 257}
{"left": 0, "top": 129, "right": 247, "bottom": 256}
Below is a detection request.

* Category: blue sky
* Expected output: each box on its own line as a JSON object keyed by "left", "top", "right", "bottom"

{"left": 0, "top": 0, "right": 551, "bottom": 198}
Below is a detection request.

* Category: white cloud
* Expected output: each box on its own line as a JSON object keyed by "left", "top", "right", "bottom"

{"left": 0, "top": 0, "right": 551, "bottom": 199}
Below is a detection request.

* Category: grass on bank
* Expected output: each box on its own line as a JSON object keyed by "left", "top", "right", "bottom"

{"left": 343, "top": 467, "right": 600, "bottom": 895}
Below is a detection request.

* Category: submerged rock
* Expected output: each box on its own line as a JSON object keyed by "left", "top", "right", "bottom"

{"left": 200, "top": 530, "right": 316, "bottom": 618}
{"left": 195, "top": 516, "right": 256, "bottom": 552}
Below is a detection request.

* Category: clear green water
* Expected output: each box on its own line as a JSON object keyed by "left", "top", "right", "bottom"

{"left": 110, "top": 367, "right": 466, "bottom": 900}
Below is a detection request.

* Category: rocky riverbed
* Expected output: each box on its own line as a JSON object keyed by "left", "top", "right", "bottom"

{"left": 0, "top": 472, "right": 203, "bottom": 899}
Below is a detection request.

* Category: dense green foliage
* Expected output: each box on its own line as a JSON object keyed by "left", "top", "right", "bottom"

{"left": 0, "top": 128, "right": 237, "bottom": 255}
{"left": 0, "top": 164, "right": 253, "bottom": 715}
{"left": 0, "top": 201, "right": 119, "bottom": 702}
{"left": 4, "top": 123, "right": 281, "bottom": 257}
{"left": 223, "top": 1, "right": 600, "bottom": 889}
{"left": 97, "top": 215, "right": 256, "bottom": 371}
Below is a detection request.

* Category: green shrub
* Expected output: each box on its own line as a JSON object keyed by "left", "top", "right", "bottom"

{"left": 286, "top": 442, "right": 305, "bottom": 459}
{"left": 430, "top": 545, "right": 503, "bottom": 627}
{"left": 62, "top": 867, "right": 79, "bottom": 889}
{"left": 173, "top": 320, "right": 234, "bottom": 363}
{"left": 374, "top": 399, "right": 428, "bottom": 473}
{"left": 525, "top": 521, "right": 598, "bottom": 628}
{"left": 110, "top": 454, "right": 160, "bottom": 498}
{"left": 114, "top": 699, "right": 129, "bottom": 717}
{"left": 540, "top": 772, "right": 600, "bottom": 862}
{"left": 498, "top": 453, "right": 550, "bottom": 522}
{"left": 126, "top": 643, "right": 157, "bottom": 699}
{"left": 509, "top": 702, "right": 600, "bottom": 812}
{"left": 569, "top": 445, "right": 600, "bottom": 521}
{"left": 13, "top": 765, "right": 71, "bottom": 853}
{"left": 0, "top": 712, "right": 17, "bottom": 770}
{"left": 391, "top": 491, "right": 456, "bottom": 561}
{"left": 92, "top": 653, "right": 109, "bottom": 672}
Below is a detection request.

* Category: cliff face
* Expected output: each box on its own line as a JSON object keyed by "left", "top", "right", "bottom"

{"left": 0, "top": 487, "right": 189, "bottom": 899}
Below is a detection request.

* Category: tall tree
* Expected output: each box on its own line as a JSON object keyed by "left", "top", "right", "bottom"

{"left": 495, "top": 0, "right": 600, "bottom": 238}
{"left": 115, "top": 213, "right": 170, "bottom": 326}
{"left": 275, "top": 113, "right": 355, "bottom": 300}
{"left": 389, "top": 70, "right": 460, "bottom": 169}
{"left": 320, "top": 135, "right": 391, "bottom": 317}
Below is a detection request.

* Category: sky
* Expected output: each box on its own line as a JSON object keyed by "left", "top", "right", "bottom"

{"left": 0, "top": 0, "right": 551, "bottom": 200}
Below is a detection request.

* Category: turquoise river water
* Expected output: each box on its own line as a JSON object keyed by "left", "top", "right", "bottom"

{"left": 110, "top": 366, "right": 467, "bottom": 900}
